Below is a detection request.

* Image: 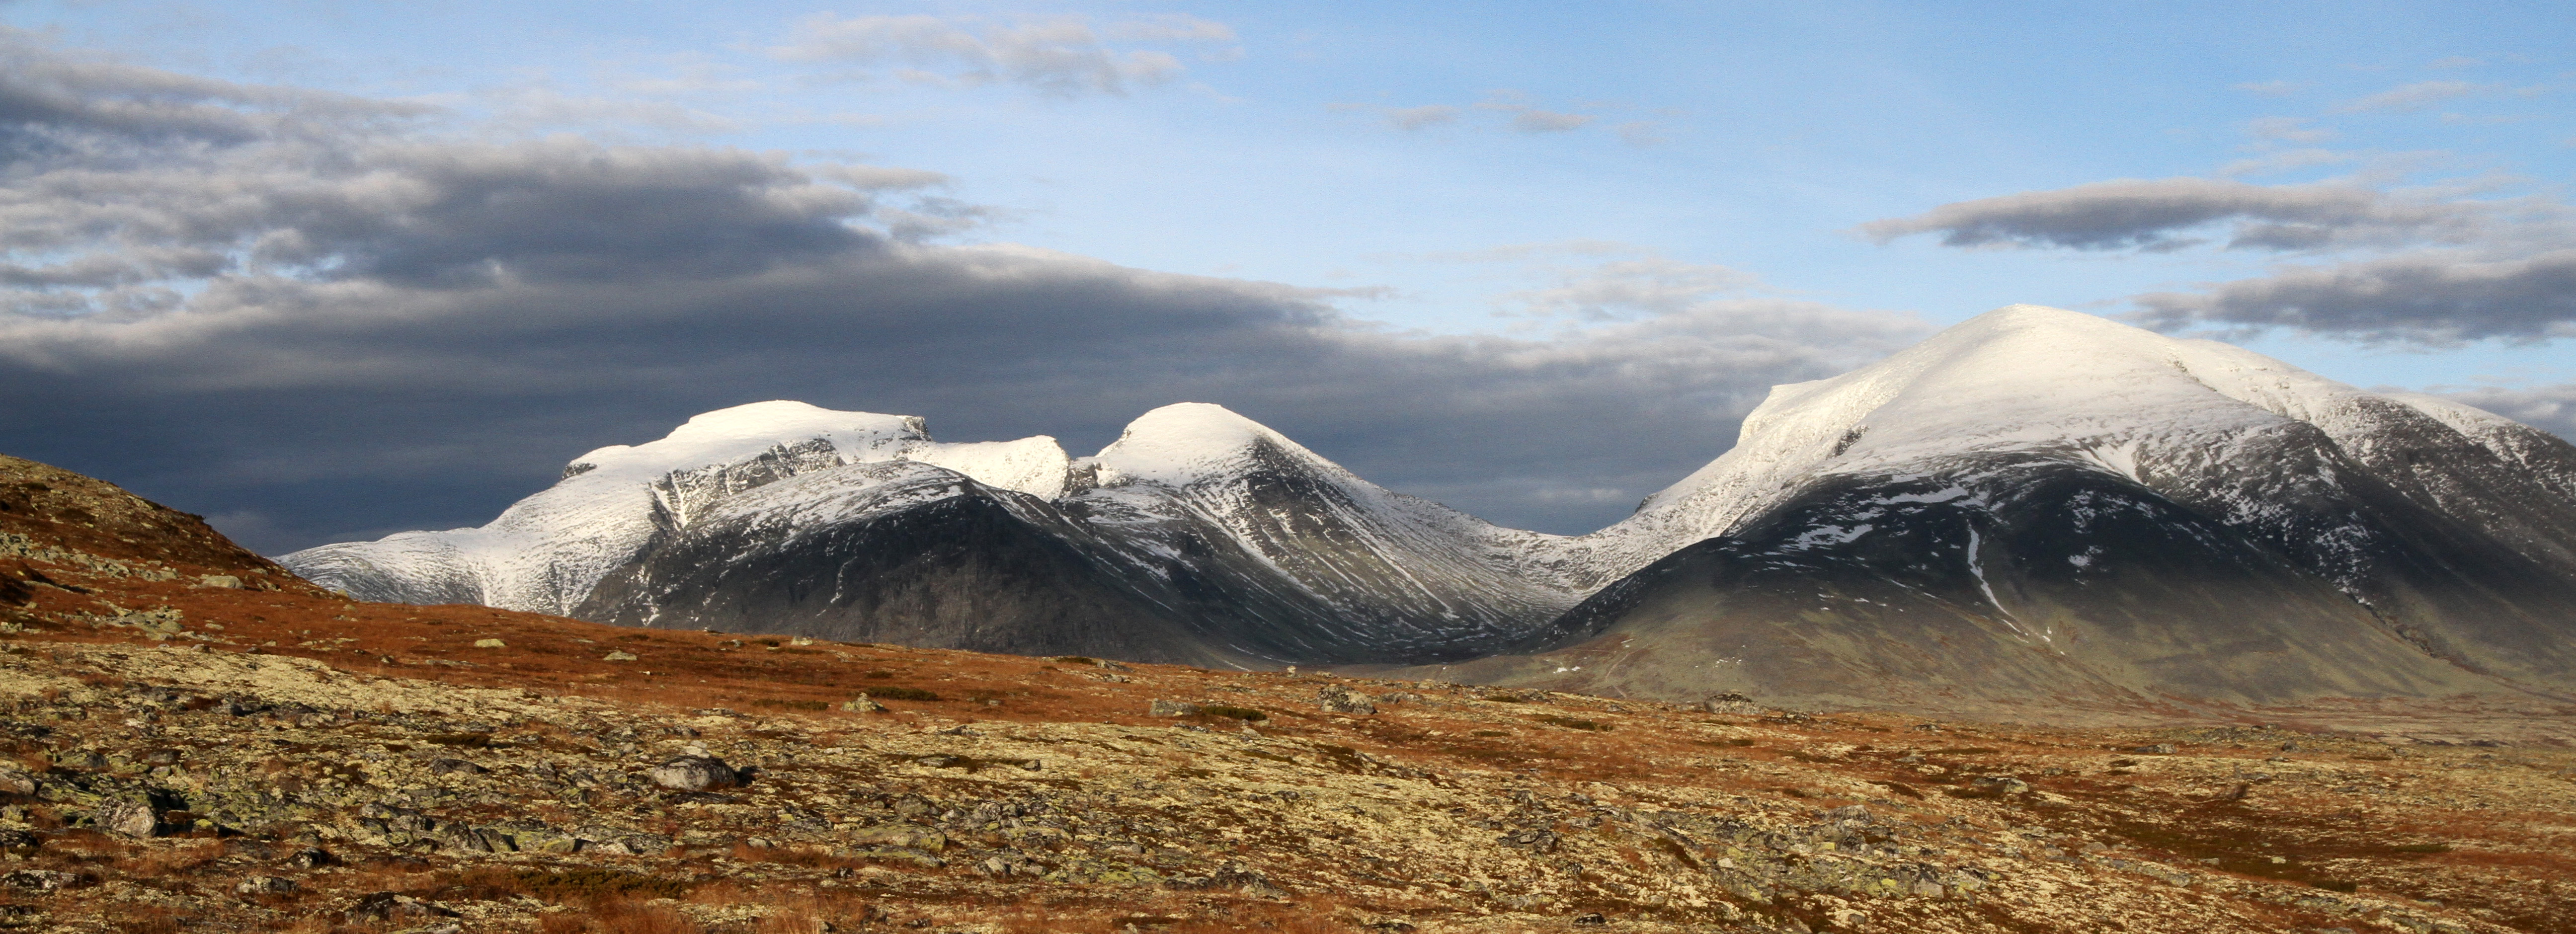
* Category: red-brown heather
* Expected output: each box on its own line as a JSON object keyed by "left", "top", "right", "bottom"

{"left": 1, "top": 451, "right": 2572, "bottom": 934}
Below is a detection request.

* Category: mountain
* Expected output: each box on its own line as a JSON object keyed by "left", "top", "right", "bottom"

{"left": 282, "top": 305, "right": 2576, "bottom": 708}
{"left": 1423, "top": 305, "right": 2576, "bottom": 707}
{"left": 284, "top": 402, "right": 1589, "bottom": 664}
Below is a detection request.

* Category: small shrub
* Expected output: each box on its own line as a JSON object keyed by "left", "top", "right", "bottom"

{"left": 2390, "top": 843, "right": 2451, "bottom": 854}
{"left": 868, "top": 687, "right": 939, "bottom": 702}
{"left": 1053, "top": 656, "right": 1098, "bottom": 665}
{"left": 1198, "top": 705, "right": 1267, "bottom": 721}
{"left": 424, "top": 733, "right": 493, "bottom": 749}
{"left": 752, "top": 699, "right": 829, "bottom": 711}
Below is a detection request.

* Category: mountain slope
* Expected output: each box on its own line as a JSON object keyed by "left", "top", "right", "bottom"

{"left": 1432, "top": 305, "right": 2576, "bottom": 706}
{"left": 1060, "top": 403, "right": 1588, "bottom": 662}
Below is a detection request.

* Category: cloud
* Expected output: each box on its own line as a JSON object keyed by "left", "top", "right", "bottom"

{"left": 1856, "top": 177, "right": 2499, "bottom": 253}
{"left": 0, "top": 32, "right": 1931, "bottom": 552}
{"left": 2128, "top": 249, "right": 2576, "bottom": 342}
{"left": 2334, "top": 79, "right": 2489, "bottom": 113}
{"left": 767, "top": 13, "right": 1232, "bottom": 97}
{"left": 2245, "top": 116, "right": 2335, "bottom": 143}
{"left": 1381, "top": 104, "right": 1457, "bottom": 130}
{"left": 1473, "top": 91, "right": 1601, "bottom": 135}
{"left": 2216, "top": 149, "right": 2356, "bottom": 177}
{"left": 1508, "top": 109, "right": 1593, "bottom": 133}
{"left": 1613, "top": 121, "right": 1664, "bottom": 147}
{"left": 2426, "top": 56, "right": 2486, "bottom": 70}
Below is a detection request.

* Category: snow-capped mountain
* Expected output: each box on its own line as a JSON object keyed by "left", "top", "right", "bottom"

{"left": 283, "top": 305, "right": 2576, "bottom": 703}
{"left": 285, "top": 401, "right": 1590, "bottom": 664}
{"left": 1434, "top": 305, "right": 2576, "bottom": 705}
{"left": 282, "top": 401, "right": 1075, "bottom": 617}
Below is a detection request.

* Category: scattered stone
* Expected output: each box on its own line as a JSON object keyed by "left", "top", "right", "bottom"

{"left": 646, "top": 755, "right": 740, "bottom": 791}
{"left": 1318, "top": 686, "right": 1376, "bottom": 715}
{"left": 0, "top": 869, "right": 77, "bottom": 892}
{"left": 473, "top": 638, "right": 506, "bottom": 648}
{"left": 0, "top": 770, "right": 33, "bottom": 795}
{"left": 344, "top": 892, "right": 459, "bottom": 924}
{"left": 284, "top": 848, "right": 334, "bottom": 869}
{"left": 2135, "top": 744, "right": 2179, "bottom": 755}
{"left": 604, "top": 650, "right": 638, "bottom": 661}
{"left": 235, "top": 875, "right": 298, "bottom": 895}
{"left": 1574, "top": 913, "right": 1608, "bottom": 926}
{"left": 841, "top": 694, "right": 887, "bottom": 712}
{"left": 1701, "top": 692, "right": 1767, "bottom": 715}
{"left": 1972, "top": 775, "right": 2031, "bottom": 795}
{"left": 196, "top": 574, "right": 242, "bottom": 589}
{"left": 0, "top": 830, "right": 35, "bottom": 855}
{"left": 1149, "top": 699, "right": 1200, "bottom": 717}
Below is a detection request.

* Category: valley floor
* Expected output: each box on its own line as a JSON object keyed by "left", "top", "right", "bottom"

{"left": 0, "top": 611, "right": 2571, "bottom": 934}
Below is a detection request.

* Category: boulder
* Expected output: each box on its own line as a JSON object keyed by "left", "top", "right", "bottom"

{"left": 1149, "top": 700, "right": 1200, "bottom": 717}
{"left": 646, "top": 755, "right": 739, "bottom": 791}
{"left": 93, "top": 800, "right": 162, "bottom": 839}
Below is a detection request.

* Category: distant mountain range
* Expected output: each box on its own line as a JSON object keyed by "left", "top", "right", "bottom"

{"left": 282, "top": 305, "right": 2576, "bottom": 708}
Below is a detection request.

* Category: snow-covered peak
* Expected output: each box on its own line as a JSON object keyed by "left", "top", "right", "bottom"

{"left": 1088, "top": 402, "right": 1347, "bottom": 488}
{"left": 1599, "top": 304, "right": 2445, "bottom": 573}
{"left": 562, "top": 400, "right": 925, "bottom": 486}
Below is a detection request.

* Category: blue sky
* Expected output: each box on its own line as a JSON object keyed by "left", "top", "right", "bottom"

{"left": 3, "top": 1, "right": 2574, "bottom": 548}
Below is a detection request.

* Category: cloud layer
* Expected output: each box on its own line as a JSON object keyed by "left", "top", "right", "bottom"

{"left": 1857, "top": 177, "right": 2490, "bottom": 253}
{"left": 0, "top": 32, "right": 1928, "bottom": 553}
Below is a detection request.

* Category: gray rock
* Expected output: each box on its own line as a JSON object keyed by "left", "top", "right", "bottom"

{"left": 646, "top": 755, "right": 739, "bottom": 791}
{"left": 93, "top": 800, "right": 162, "bottom": 839}
{"left": 0, "top": 770, "right": 32, "bottom": 796}
{"left": 1318, "top": 687, "right": 1376, "bottom": 715}
{"left": 1700, "top": 693, "right": 1768, "bottom": 715}
{"left": 1149, "top": 699, "right": 1200, "bottom": 717}
{"left": 235, "top": 875, "right": 298, "bottom": 895}
{"left": 840, "top": 694, "right": 887, "bottom": 712}
{"left": 2134, "top": 744, "right": 2179, "bottom": 755}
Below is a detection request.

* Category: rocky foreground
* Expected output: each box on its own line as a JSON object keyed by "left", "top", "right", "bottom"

{"left": 4, "top": 454, "right": 2576, "bottom": 934}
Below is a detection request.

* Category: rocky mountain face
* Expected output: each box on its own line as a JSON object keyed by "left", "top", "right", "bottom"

{"left": 281, "top": 306, "right": 2576, "bottom": 708}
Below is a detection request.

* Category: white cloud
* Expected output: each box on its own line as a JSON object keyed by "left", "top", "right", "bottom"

{"left": 1383, "top": 104, "right": 1457, "bottom": 130}
{"left": 767, "top": 13, "right": 1232, "bottom": 97}
{"left": 2246, "top": 116, "right": 2336, "bottom": 143}
{"left": 2334, "top": 79, "right": 2489, "bottom": 114}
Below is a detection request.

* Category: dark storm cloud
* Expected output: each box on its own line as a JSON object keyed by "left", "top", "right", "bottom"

{"left": 1856, "top": 177, "right": 2487, "bottom": 253}
{"left": 2129, "top": 249, "right": 2576, "bottom": 342}
{"left": 0, "top": 33, "right": 1930, "bottom": 552}
{"left": 1865, "top": 173, "right": 2576, "bottom": 342}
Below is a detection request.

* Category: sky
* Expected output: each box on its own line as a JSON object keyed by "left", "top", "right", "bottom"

{"left": 1, "top": 0, "right": 2573, "bottom": 553}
